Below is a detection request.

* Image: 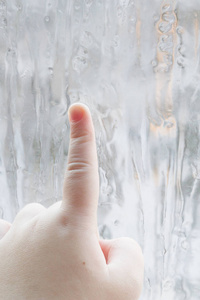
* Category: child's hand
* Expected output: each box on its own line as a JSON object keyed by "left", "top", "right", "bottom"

{"left": 0, "top": 103, "right": 144, "bottom": 300}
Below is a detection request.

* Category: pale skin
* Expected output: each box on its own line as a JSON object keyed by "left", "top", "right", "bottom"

{"left": 0, "top": 103, "right": 144, "bottom": 300}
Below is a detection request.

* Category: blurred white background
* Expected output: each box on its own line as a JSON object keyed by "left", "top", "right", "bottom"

{"left": 0, "top": 0, "right": 200, "bottom": 299}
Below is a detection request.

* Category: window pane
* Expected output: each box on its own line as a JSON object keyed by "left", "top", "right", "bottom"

{"left": 0, "top": 1, "right": 199, "bottom": 299}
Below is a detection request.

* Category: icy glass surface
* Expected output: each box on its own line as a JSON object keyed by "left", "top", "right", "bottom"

{"left": 0, "top": 0, "right": 200, "bottom": 299}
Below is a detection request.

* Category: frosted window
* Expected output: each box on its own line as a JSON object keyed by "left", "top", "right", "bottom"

{"left": 0, "top": 0, "right": 200, "bottom": 299}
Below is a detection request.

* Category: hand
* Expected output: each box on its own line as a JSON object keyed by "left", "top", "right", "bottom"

{"left": 0, "top": 103, "right": 144, "bottom": 300}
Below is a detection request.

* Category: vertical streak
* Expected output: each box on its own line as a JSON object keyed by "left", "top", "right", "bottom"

{"left": 135, "top": 4, "right": 141, "bottom": 65}
{"left": 194, "top": 14, "right": 199, "bottom": 59}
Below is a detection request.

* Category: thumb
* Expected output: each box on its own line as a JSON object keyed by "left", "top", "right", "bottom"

{"left": 61, "top": 103, "right": 99, "bottom": 232}
{"left": 99, "top": 238, "right": 144, "bottom": 297}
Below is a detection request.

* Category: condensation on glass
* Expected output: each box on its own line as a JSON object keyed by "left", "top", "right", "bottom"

{"left": 0, "top": 0, "right": 199, "bottom": 299}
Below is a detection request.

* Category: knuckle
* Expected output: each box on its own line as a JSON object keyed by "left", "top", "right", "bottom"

{"left": 23, "top": 203, "right": 45, "bottom": 211}
{"left": 125, "top": 237, "right": 143, "bottom": 256}
{"left": 67, "top": 161, "right": 92, "bottom": 172}
{"left": 71, "top": 129, "right": 93, "bottom": 141}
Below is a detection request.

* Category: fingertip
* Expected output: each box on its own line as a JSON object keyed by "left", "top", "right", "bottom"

{"left": 68, "top": 104, "right": 84, "bottom": 123}
{"left": 68, "top": 103, "right": 90, "bottom": 124}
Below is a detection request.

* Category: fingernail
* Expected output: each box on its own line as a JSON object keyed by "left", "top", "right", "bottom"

{"left": 68, "top": 105, "right": 84, "bottom": 123}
